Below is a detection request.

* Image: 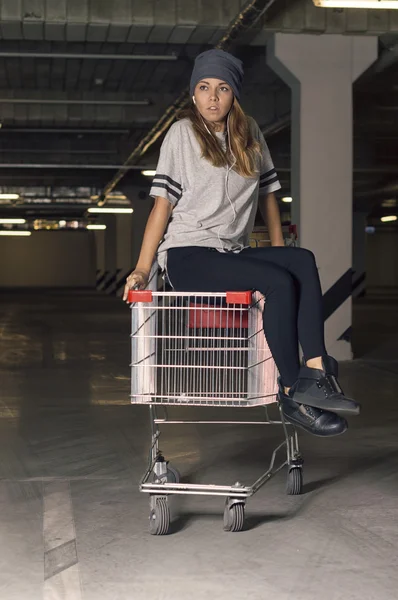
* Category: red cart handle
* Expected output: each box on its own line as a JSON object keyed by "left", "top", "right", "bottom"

{"left": 128, "top": 290, "right": 153, "bottom": 303}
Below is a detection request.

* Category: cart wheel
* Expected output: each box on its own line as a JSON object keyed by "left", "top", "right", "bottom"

{"left": 149, "top": 498, "right": 171, "bottom": 535}
{"left": 166, "top": 465, "right": 180, "bottom": 484}
{"left": 286, "top": 467, "right": 303, "bottom": 495}
{"left": 152, "top": 465, "right": 180, "bottom": 484}
{"left": 223, "top": 500, "right": 245, "bottom": 532}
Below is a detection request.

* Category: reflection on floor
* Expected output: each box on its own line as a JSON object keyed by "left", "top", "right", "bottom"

{"left": 1, "top": 290, "right": 397, "bottom": 600}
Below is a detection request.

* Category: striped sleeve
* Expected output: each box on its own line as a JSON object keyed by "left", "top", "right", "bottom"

{"left": 257, "top": 127, "right": 282, "bottom": 196}
{"left": 149, "top": 125, "right": 183, "bottom": 206}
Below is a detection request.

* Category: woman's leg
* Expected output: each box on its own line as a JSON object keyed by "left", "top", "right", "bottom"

{"left": 240, "top": 246, "right": 359, "bottom": 416}
{"left": 167, "top": 247, "right": 301, "bottom": 386}
{"left": 241, "top": 246, "right": 326, "bottom": 361}
{"left": 167, "top": 247, "right": 348, "bottom": 436}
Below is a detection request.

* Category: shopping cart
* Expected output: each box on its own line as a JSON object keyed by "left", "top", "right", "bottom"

{"left": 129, "top": 228, "right": 303, "bottom": 535}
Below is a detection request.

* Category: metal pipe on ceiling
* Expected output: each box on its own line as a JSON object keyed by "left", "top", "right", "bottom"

{"left": 0, "top": 176, "right": 109, "bottom": 184}
{"left": 0, "top": 52, "right": 178, "bottom": 61}
{"left": 354, "top": 133, "right": 398, "bottom": 140}
{"left": 0, "top": 98, "right": 149, "bottom": 106}
{"left": 355, "top": 182, "right": 398, "bottom": 199}
{"left": 1, "top": 128, "right": 130, "bottom": 134}
{"left": 261, "top": 114, "right": 291, "bottom": 137}
{"left": 0, "top": 164, "right": 154, "bottom": 170}
{"left": 98, "top": 0, "right": 279, "bottom": 204}
{"left": 375, "top": 106, "right": 398, "bottom": 111}
{"left": 1, "top": 149, "right": 118, "bottom": 155}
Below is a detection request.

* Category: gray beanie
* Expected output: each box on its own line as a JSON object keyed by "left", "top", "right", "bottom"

{"left": 189, "top": 49, "right": 244, "bottom": 101}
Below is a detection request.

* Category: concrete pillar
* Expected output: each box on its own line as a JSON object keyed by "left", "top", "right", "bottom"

{"left": 94, "top": 229, "right": 106, "bottom": 291}
{"left": 94, "top": 186, "right": 154, "bottom": 296}
{"left": 96, "top": 215, "right": 118, "bottom": 294}
{"left": 352, "top": 212, "right": 368, "bottom": 298}
{"left": 99, "top": 214, "right": 135, "bottom": 296}
{"left": 267, "top": 34, "right": 377, "bottom": 360}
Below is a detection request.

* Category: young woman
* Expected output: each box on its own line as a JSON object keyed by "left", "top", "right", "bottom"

{"left": 123, "top": 49, "right": 360, "bottom": 437}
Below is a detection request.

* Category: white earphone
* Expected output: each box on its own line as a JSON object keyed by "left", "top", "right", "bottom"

{"left": 192, "top": 97, "right": 238, "bottom": 250}
{"left": 217, "top": 111, "right": 238, "bottom": 252}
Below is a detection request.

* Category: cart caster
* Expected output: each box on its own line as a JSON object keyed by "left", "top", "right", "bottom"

{"left": 166, "top": 464, "right": 180, "bottom": 484}
{"left": 223, "top": 499, "right": 245, "bottom": 532}
{"left": 286, "top": 467, "right": 303, "bottom": 495}
{"left": 149, "top": 497, "right": 171, "bottom": 535}
{"left": 152, "top": 464, "right": 180, "bottom": 484}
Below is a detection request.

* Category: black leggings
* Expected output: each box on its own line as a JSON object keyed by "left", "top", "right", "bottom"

{"left": 167, "top": 246, "right": 327, "bottom": 387}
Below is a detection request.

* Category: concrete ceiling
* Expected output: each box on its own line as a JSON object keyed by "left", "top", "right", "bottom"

{"left": 1, "top": 0, "right": 398, "bottom": 42}
{"left": 0, "top": 0, "right": 397, "bottom": 219}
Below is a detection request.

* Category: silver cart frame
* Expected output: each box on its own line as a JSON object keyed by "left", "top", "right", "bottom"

{"left": 129, "top": 285, "right": 304, "bottom": 535}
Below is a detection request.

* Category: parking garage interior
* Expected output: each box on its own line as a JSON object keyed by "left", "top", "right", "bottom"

{"left": 1, "top": 2, "right": 398, "bottom": 599}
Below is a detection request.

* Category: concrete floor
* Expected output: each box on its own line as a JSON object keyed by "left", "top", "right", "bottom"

{"left": 1, "top": 290, "right": 397, "bottom": 600}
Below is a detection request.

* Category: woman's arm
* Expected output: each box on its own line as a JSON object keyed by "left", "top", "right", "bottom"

{"left": 258, "top": 192, "right": 284, "bottom": 247}
{"left": 255, "top": 121, "right": 283, "bottom": 246}
{"left": 123, "top": 196, "right": 173, "bottom": 301}
{"left": 135, "top": 196, "right": 173, "bottom": 274}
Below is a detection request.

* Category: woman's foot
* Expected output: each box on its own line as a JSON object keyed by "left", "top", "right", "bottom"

{"left": 278, "top": 380, "right": 348, "bottom": 437}
{"left": 289, "top": 356, "right": 360, "bottom": 417}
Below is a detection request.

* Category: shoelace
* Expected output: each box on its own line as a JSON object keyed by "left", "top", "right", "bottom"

{"left": 301, "top": 404, "right": 319, "bottom": 421}
{"left": 316, "top": 375, "right": 343, "bottom": 397}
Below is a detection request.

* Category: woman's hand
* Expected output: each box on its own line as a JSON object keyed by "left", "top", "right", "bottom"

{"left": 123, "top": 269, "right": 149, "bottom": 303}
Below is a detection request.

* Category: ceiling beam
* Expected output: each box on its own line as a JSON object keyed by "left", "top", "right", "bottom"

{"left": 0, "top": 51, "right": 178, "bottom": 61}
{"left": 0, "top": 128, "right": 130, "bottom": 134}
{"left": 0, "top": 164, "right": 154, "bottom": 170}
{"left": 375, "top": 106, "right": 398, "bottom": 112}
{"left": 0, "top": 149, "right": 118, "bottom": 155}
{"left": 1, "top": 0, "right": 397, "bottom": 43}
{"left": 355, "top": 181, "right": 398, "bottom": 199}
{"left": 261, "top": 114, "right": 291, "bottom": 137}
{"left": 0, "top": 98, "right": 149, "bottom": 106}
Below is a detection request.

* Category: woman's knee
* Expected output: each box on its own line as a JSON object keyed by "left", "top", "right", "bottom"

{"left": 290, "top": 247, "right": 317, "bottom": 269}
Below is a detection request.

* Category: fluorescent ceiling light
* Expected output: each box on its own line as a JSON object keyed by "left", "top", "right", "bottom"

{"left": 381, "top": 199, "right": 397, "bottom": 208}
{"left": 90, "top": 194, "right": 127, "bottom": 201}
{"left": 141, "top": 170, "right": 157, "bottom": 177}
{"left": 87, "top": 224, "right": 107, "bottom": 230}
{"left": 0, "top": 230, "right": 31, "bottom": 236}
{"left": 0, "top": 193, "right": 19, "bottom": 200}
{"left": 313, "top": 1, "right": 398, "bottom": 8}
{"left": 281, "top": 197, "right": 293, "bottom": 203}
{"left": 87, "top": 207, "right": 133, "bottom": 214}
{"left": 380, "top": 215, "right": 397, "bottom": 222}
{"left": 0, "top": 218, "right": 26, "bottom": 224}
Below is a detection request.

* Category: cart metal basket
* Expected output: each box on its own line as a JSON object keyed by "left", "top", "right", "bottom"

{"left": 129, "top": 282, "right": 303, "bottom": 535}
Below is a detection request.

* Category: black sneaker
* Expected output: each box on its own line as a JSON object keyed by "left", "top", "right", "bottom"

{"left": 278, "top": 380, "right": 348, "bottom": 437}
{"left": 290, "top": 358, "right": 360, "bottom": 416}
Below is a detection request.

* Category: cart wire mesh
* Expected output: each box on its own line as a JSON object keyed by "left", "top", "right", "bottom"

{"left": 130, "top": 290, "right": 278, "bottom": 407}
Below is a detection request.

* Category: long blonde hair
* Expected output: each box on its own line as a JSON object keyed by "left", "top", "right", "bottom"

{"left": 178, "top": 98, "right": 261, "bottom": 178}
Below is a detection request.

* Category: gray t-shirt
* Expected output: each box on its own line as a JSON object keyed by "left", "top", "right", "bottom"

{"left": 149, "top": 117, "right": 281, "bottom": 270}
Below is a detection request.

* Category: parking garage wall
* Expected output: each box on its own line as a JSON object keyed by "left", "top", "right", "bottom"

{"left": 0, "top": 231, "right": 96, "bottom": 288}
{"left": 366, "top": 229, "right": 398, "bottom": 291}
